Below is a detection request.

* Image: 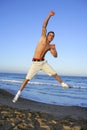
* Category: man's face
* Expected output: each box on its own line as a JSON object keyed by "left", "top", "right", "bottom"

{"left": 47, "top": 33, "right": 54, "bottom": 42}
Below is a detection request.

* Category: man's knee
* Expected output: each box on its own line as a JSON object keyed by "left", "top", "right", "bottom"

{"left": 53, "top": 73, "right": 57, "bottom": 77}
{"left": 25, "top": 78, "right": 30, "bottom": 82}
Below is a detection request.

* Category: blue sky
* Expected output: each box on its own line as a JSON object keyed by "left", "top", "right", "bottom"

{"left": 0, "top": 0, "right": 87, "bottom": 76}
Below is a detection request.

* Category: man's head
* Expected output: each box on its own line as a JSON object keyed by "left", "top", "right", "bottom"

{"left": 47, "top": 31, "right": 55, "bottom": 42}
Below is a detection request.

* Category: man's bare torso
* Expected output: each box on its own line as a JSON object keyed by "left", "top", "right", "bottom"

{"left": 33, "top": 36, "right": 50, "bottom": 59}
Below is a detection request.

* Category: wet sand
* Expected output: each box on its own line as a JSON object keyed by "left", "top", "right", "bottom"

{"left": 0, "top": 89, "right": 87, "bottom": 130}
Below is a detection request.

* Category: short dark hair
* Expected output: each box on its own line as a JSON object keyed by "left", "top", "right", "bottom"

{"left": 47, "top": 31, "right": 55, "bottom": 36}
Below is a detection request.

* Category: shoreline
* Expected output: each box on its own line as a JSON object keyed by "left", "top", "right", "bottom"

{"left": 0, "top": 89, "right": 87, "bottom": 130}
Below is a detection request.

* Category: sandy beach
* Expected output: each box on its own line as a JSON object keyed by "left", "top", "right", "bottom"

{"left": 0, "top": 89, "right": 87, "bottom": 130}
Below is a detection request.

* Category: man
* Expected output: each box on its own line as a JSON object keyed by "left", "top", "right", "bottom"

{"left": 13, "top": 10, "right": 69, "bottom": 103}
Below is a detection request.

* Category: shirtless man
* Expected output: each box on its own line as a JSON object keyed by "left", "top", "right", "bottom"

{"left": 12, "top": 10, "right": 69, "bottom": 103}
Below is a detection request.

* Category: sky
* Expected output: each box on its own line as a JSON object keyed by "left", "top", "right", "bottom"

{"left": 0, "top": 0, "right": 87, "bottom": 76}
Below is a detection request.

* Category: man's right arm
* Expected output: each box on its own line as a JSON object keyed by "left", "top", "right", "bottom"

{"left": 42, "top": 11, "right": 55, "bottom": 36}
{"left": 50, "top": 44, "right": 58, "bottom": 57}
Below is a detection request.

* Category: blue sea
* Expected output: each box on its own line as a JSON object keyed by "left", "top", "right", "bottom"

{"left": 0, "top": 72, "right": 87, "bottom": 107}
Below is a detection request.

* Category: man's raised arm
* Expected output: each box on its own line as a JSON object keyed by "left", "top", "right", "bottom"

{"left": 42, "top": 11, "right": 55, "bottom": 36}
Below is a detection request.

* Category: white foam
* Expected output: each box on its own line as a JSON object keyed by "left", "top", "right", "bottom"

{"left": 0, "top": 79, "right": 87, "bottom": 89}
{"left": 0, "top": 79, "right": 22, "bottom": 83}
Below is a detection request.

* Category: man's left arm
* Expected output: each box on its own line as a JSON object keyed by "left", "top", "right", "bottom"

{"left": 50, "top": 44, "right": 58, "bottom": 57}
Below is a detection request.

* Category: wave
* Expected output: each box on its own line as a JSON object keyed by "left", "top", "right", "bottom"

{"left": 0, "top": 79, "right": 87, "bottom": 89}
{"left": 29, "top": 81, "right": 58, "bottom": 86}
{"left": 0, "top": 79, "right": 58, "bottom": 87}
{"left": 71, "top": 86, "right": 87, "bottom": 89}
{"left": 0, "top": 79, "right": 22, "bottom": 83}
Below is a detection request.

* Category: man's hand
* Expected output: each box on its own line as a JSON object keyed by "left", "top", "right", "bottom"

{"left": 49, "top": 10, "right": 55, "bottom": 16}
{"left": 50, "top": 44, "right": 55, "bottom": 49}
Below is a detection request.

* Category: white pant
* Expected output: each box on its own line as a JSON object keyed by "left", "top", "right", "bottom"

{"left": 26, "top": 60, "right": 56, "bottom": 80}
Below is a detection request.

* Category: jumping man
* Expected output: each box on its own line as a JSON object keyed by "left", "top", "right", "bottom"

{"left": 13, "top": 10, "right": 69, "bottom": 103}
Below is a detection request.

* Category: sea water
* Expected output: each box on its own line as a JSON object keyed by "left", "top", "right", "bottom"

{"left": 0, "top": 72, "right": 87, "bottom": 107}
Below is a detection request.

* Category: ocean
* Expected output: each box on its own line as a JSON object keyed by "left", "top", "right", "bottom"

{"left": 0, "top": 72, "right": 87, "bottom": 107}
